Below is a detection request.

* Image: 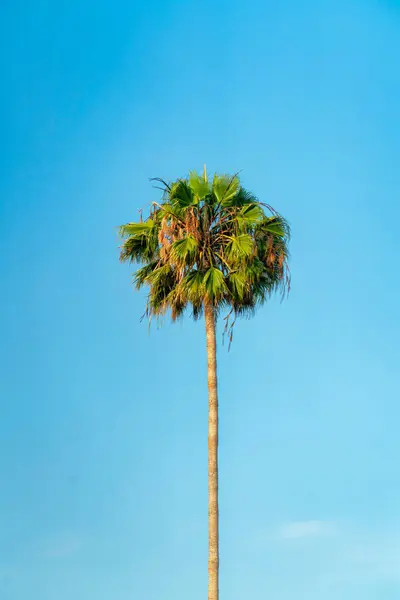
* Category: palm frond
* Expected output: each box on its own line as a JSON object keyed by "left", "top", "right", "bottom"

{"left": 226, "top": 186, "right": 256, "bottom": 207}
{"left": 170, "top": 235, "right": 198, "bottom": 267}
{"left": 120, "top": 234, "right": 156, "bottom": 263}
{"left": 212, "top": 174, "right": 239, "bottom": 205}
{"left": 203, "top": 267, "right": 227, "bottom": 302}
{"left": 226, "top": 270, "right": 248, "bottom": 301}
{"left": 237, "top": 204, "right": 264, "bottom": 228}
{"left": 119, "top": 219, "right": 155, "bottom": 238}
{"left": 134, "top": 261, "right": 159, "bottom": 289}
{"left": 150, "top": 177, "right": 171, "bottom": 193}
{"left": 181, "top": 270, "right": 205, "bottom": 304}
{"left": 189, "top": 170, "right": 211, "bottom": 201}
{"left": 225, "top": 234, "right": 254, "bottom": 262}
{"left": 169, "top": 179, "right": 195, "bottom": 208}
{"left": 258, "top": 215, "right": 290, "bottom": 238}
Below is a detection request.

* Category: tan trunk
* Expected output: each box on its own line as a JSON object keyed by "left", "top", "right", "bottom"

{"left": 205, "top": 303, "right": 219, "bottom": 600}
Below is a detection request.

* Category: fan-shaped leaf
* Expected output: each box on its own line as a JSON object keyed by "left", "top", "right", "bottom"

{"left": 212, "top": 174, "right": 241, "bottom": 206}
{"left": 181, "top": 270, "right": 205, "bottom": 304}
{"left": 240, "top": 204, "right": 264, "bottom": 224}
{"left": 203, "top": 267, "right": 227, "bottom": 300}
{"left": 259, "top": 217, "right": 287, "bottom": 237}
{"left": 227, "top": 271, "right": 247, "bottom": 300}
{"left": 189, "top": 170, "right": 211, "bottom": 200}
{"left": 134, "top": 261, "right": 159, "bottom": 289}
{"left": 169, "top": 179, "right": 195, "bottom": 208}
{"left": 229, "top": 187, "right": 257, "bottom": 207}
{"left": 170, "top": 235, "right": 198, "bottom": 266}
{"left": 225, "top": 234, "right": 254, "bottom": 260}
{"left": 120, "top": 234, "right": 156, "bottom": 263}
{"left": 146, "top": 264, "right": 174, "bottom": 286}
{"left": 119, "top": 220, "right": 155, "bottom": 237}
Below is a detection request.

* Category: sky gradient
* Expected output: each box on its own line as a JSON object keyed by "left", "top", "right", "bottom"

{"left": 1, "top": 0, "right": 400, "bottom": 598}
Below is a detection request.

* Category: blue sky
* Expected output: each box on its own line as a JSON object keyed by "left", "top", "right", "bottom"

{"left": 1, "top": 0, "right": 400, "bottom": 598}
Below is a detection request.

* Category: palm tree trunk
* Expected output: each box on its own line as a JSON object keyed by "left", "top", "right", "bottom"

{"left": 204, "top": 303, "right": 219, "bottom": 600}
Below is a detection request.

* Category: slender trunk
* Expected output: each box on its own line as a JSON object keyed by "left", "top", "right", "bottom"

{"left": 205, "top": 303, "right": 219, "bottom": 600}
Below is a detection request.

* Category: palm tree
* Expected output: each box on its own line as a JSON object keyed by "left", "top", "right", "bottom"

{"left": 119, "top": 167, "right": 290, "bottom": 600}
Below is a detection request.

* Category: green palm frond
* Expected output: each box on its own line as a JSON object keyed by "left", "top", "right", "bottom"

{"left": 169, "top": 179, "right": 194, "bottom": 208}
{"left": 119, "top": 220, "right": 155, "bottom": 237}
{"left": 181, "top": 270, "right": 205, "bottom": 304}
{"left": 170, "top": 235, "right": 198, "bottom": 267}
{"left": 203, "top": 267, "right": 227, "bottom": 302}
{"left": 146, "top": 263, "right": 174, "bottom": 286}
{"left": 158, "top": 204, "right": 186, "bottom": 223}
{"left": 189, "top": 170, "right": 211, "bottom": 201}
{"left": 227, "top": 270, "right": 248, "bottom": 301}
{"left": 212, "top": 174, "right": 241, "bottom": 206}
{"left": 120, "top": 234, "right": 156, "bottom": 263}
{"left": 225, "top": 233, "right": 254, "bottom": 262}
{"left": 227, "top": 186, "right": 256, "bottom": 207}
{"left": 237, "top": 204, "right": 264, "bottom": 228}
{"left": 258, "top": 215, "right": 290, "bottom": 238}
{"left": 134, "top": 260, "right": 159, "bottom": 289}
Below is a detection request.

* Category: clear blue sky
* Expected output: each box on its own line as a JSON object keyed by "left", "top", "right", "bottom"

{"left": 1, "top": 0, "right": 400, "bottom": 598}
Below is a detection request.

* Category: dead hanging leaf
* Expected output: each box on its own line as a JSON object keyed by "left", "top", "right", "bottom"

{"left": 160, "top": 245, "right": 170, "bottom": 262}
{"left": 222, "top": 309, "right": 236, "bottom": 352}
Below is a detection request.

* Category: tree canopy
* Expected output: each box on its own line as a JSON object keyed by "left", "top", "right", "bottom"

{"left": 119, "top": 168, "right": 290, "bottom": 329}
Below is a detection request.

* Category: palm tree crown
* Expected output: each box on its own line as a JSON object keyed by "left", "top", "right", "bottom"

{"left": 119, "top": 168, "right": 290, "bottom": 325}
